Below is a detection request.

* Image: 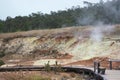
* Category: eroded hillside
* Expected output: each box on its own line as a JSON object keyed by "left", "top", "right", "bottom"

{"left": 0, "top": 25, "right": 120, "bottom": 65}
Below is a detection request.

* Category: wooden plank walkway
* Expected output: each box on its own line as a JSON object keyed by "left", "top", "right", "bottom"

{"left": 87, "top": 67, "right": 120, "bottom": 80}
{"left": 65, "top": 65, "right": 120, "bottom": 80}
{"left": 0, "top": 65, "right": 120, "bottom": 80}
{"left": 101, "top": 70, "right": 120, "bottom": 80}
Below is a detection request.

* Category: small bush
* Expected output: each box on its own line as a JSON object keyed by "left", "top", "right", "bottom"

{"left": 54, "top": 61, "right": 63, "bottom": 74}
{"left": 0, "top": 52, "right": 5, "bottom": 58}
{"left": 44, "top": 61, "right": 51, "bottom": 72}
{"left": 0, "top": 60, "right": 5, "bottom": 66}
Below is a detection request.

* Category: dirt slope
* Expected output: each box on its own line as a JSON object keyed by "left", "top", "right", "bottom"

{"left": 0, "top": 25, "right": 120, "bottom": 68}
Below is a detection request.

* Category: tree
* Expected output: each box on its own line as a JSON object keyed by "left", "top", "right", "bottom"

{"left": 0, "top": 0, "right": 119, "bottom": 33}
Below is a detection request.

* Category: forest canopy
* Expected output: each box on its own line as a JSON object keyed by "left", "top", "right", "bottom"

{"left": 0, "top": 0, "right": 120, "bottom": 33}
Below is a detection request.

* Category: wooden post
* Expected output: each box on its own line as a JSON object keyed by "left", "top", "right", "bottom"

{"left": 109, "top": 61, "right": 112, "bottom": 70}
{"left": 94, "top": 61, "right": 100, "bottom": 73}
{"left": 94, "top": 61, "right": 96, "bottom": 72}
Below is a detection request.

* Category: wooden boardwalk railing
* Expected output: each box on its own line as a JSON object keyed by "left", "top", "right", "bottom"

{"left": 108, "top": 59, "right": 120, "bottom": 70}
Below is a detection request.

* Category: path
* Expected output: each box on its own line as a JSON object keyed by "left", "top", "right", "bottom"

{"left": 65, "top": 65, "right": 120, "bottom": 80}
{"left": 102, "top": 70, "right": 120, "bottom": 80}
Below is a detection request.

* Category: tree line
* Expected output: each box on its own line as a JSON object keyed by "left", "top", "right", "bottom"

{"left": 0, "top": 0, "right": 120, "bottom": 33}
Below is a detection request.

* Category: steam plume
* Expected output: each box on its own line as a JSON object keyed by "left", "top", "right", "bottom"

{"left": 90, "top": 22, "right": 114, "bottom": 42}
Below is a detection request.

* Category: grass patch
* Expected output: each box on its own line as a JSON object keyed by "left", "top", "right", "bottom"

{"left": 26, "top": 75, "right": 51, "bottom": 80}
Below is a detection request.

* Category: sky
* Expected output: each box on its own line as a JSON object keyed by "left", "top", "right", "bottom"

{"left": 0, "top": 0, "right": 108, "bottom": 20}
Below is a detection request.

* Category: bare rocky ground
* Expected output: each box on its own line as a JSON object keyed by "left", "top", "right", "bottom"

{"left": 0, "top": 25, "right": 120, "bottom": 69}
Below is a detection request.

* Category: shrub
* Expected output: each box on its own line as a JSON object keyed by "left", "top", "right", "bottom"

{"left": 54, "top": 61, "right": 63, "bottom": 74}
{"left": 0, "top": 60, "right": 5, "bottom": 66}
{"left": 44, "top": 61, "right": 51, "bottom": 72}
{"left": 0, "top": 52, "right": 5, "bottom": 58}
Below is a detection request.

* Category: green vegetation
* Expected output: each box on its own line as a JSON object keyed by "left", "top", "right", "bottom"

{"left": 54, "top": 61, "right": 63, "bottom": 74}
{"left": 0, "top": 60, "right": 5, "bottom": 66}
{"left": 44, "top": 61, "right": 63, "bottom": 74}
{"left": 0, "top": 52, "right": 5, "bottom": 58}
{"left": 44, "top": 61, "right": 51, "bottom": 72}
{"left": 0, "top": 0, "right": 120, "bottom": 33}
{"left": 26, "top": 75, "right": 51, "bottom": 80}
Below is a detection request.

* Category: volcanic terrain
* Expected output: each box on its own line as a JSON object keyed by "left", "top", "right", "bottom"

{"left": 0, "top": 25, "right": 120, "bottom": 69}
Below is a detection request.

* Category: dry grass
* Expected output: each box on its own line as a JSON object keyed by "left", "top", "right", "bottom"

{"left": 0, "top": 71, "right": 88, "bottom": 80}
{"left": 0, "top": 71, "right": 51, "bottom": 80}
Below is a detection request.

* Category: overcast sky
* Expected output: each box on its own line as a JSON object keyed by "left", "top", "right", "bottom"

{"left": 0, "top": 0, "right": 108, "bottom": 20}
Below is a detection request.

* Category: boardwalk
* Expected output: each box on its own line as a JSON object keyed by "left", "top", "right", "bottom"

{"left": 87, "top": 67, "right": 120, "bottom": 80}
{"left": 65, "top": 65, "right": 120, "bottom": 80}
{"left": 0, "top": 65, "right": 120, "bottom": 80}
{"left": 0, "top": 65, "right": 103, "bottom": 80}
{"left": 102, "top": 70, "right": 120, "bottom": 80}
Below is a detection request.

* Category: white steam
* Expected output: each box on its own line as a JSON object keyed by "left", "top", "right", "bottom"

{"left": 74, "top": 29, "right": 83, "bottom": 40}
{"left": 90, "top": 23, "right": 114, "bottom": 42}
{"left": 91, "top": 27, "right": 103, "bottom": 42}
